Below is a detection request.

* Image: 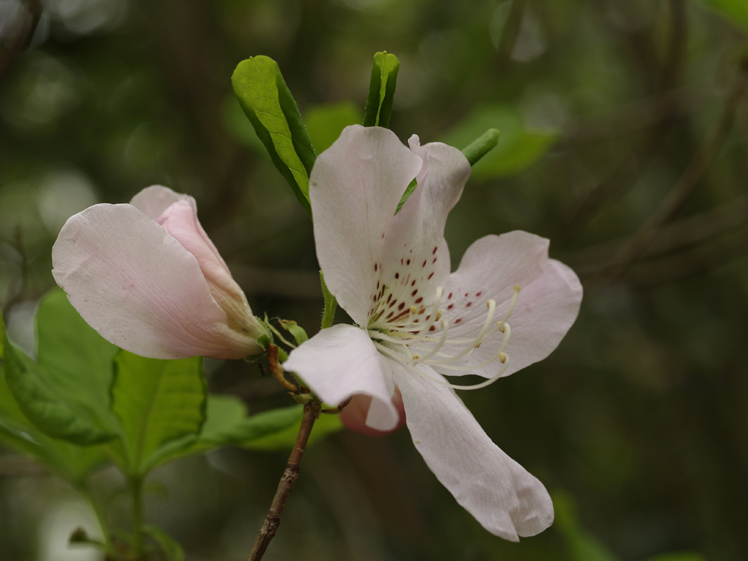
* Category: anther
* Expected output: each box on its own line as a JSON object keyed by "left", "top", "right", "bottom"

{"left": 499, "top": 352, "right": 506, "bottom": 363}
{"left": 410, "top": 305, "right": 418, "bottom": 314}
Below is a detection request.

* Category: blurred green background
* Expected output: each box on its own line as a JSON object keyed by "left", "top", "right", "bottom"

{"left": 2, "top": 0, "right": 748, "bottom": 559}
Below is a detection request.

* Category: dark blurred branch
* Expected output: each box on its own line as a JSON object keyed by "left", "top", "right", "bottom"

{"left": 0, "top": 0, "right": 41, "bottom": 82}
{"left": 248, "top": 400, "right": 318, "bottom": 561}
{"left": 496, "top": 0, "right": 527, "bottom": 67}
{"left": 613, "top": 228, "right": 748, "bottom": 288}
{"left": 0, "top": 455, "right": 47, "bottom": 476}
{"left": 589, "top": 63, "right": 748, "bottom": 288}
{"left": 555, "top": 0, "right": 688, "bottom": 244}
{"left": 569, "top": 195, "right": 748, "bottom": 276}
{"left": 2, "top": 226, "right": 29, "bottom": 317}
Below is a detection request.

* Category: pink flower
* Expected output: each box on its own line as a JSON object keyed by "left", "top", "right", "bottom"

{"left": 52, "top": 186, "right": 266, "bottom": 360}
{"left": 283, "top": 125, "right": 583, "bottom": 541}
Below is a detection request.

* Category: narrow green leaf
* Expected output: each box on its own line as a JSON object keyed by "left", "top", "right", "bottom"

{"left": 0, "top": 307, "right": 5, "bottom": 358}
{"left": 363, "top": 52, "right": 400, "bottom": 128}
{"left": 112, "top": 352, "right": 206, "bottom": 476}
{"left": 554, "top": 491, "right": 620, "bottom": 561}
{"left": 279, "top": 319, "right": 308, "bottom": 345}
{"left": 232, "top": 56, "right": 316, "bottom": 214}
{"left": 462, "top": 128, "right": 500, "bottom": 166}
{"left": 320, "top": 271, "right": 337, "bottom": 329}
{"left": 143, "top": 525, "right": 185, "bottom": 561}
{"left": 396, "top": 129, "right": 501, "bottom": 213}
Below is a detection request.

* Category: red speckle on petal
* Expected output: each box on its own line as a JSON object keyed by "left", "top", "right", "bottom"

{"left": 448, "top": 292, "right": 453, "bottom": 299}
{"left": 447, "top": 303, "right": 454, "bottom": 310}
{"left": 433, "top": 247, "right": 438, "bottom": 254}
{"left": 398, "top": 302, "right": 405, "bottom": 311}
{"left": 406, "top": 259, "right": 411, "bottom": 265}
{"left": 429, "top": 325, "right": 436, "bottom": 332}
{"left": 466, "top": 302, "right": 473, "bottom": 307}
{"left": 422, "top": 260, "right": 427, "bottom": 267}
{"left": 432, "top": 257, "right": 437, "bottom": 263}
{"left": 476, "top": 291, "right": 482, "bottom": 297}
{"left": 411, "top": 289, "right": 418, "bottom": 296}
{"left": 411, "top": 280, "right": 416, "bottom": 287}
{"left": 415, "top": 297, "right": 423, "bottom": 303}
{"left": 455, "top": 318, "right": 463, "bottom": 324}
{"left": 464, "top": 293, "right": 469, "bottom": 297}
{"left": 374, "top": 263, "right": 378, "bottom": 272}
{"left": 395, "top": 272, "right": 400, "bottom": 279}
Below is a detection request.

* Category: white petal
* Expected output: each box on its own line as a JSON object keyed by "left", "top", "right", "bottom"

{"left": 392, "top": 363, "right": 554, "bottom": 540}
{"left": 129, "top": 185, "right": 195, "bottom": 220}
{"left": 373, "top": 138, "right": 471, "bottom": 322}
{"left": 436, "top": 231, "right": 582, "bottom": 378}
{"left": 52, "top": 204, "right": 262, "bottom": 359}
{"left": 310, "top": 125, "right": 422, "bottom": 326}
{"left": 283, "top": 324, "right": 399, "bottom": 431}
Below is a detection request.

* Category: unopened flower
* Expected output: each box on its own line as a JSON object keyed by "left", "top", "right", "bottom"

{"left": 52, "top": 185, "right": 266, "bottom": 360}
{"left": 284, "top": 125, "right": 583, "bottom": 541}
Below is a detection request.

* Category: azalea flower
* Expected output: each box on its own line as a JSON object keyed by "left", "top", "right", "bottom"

{"left": 283, "top": 125, "right": 583, "bottom": 541}
{"left": 52, "top": 185, "right": 266, "bottom": 360}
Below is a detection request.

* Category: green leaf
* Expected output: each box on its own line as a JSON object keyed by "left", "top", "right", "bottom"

{"left": 36, "top": 289, "right": 120, "bottom": 437}
{"left": 112, "top": 352, "right": 206, "bottom": 477}
{"left": 143, "top": 525, "right": 185, "bottom": 561}
{"left": 279, "top": 320, "right": 308, "bottom": 345}
{"left": 305, "top": 102, "right": 363, "bottom": 153}
{"left": 363, "top": 52, "right": 400, "bottom": 128}
{"left": 320, "top": 271, "right": 338, "bottom": 329}
{"left": 242, "top": 407, "right": 344, "bottom": 451}
{"left": 553, "top": 491, "right": 620, "bottom": 561}
{"left": 3, "top": 337, "right": 116, "bottom": 445}
{"left": 232, "top": 56, "right": 316, "bottom": 215}
{"left": 462, "top": 128, "right": 500, "bottom": 166}
{"left": 441, "top": 105, "right": 557, "bottom": 180}
{"left": 695, "top": 0, "right": 748, "bottom": 33}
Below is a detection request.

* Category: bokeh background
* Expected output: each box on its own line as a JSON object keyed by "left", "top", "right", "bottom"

{"left": 2, "top": 0, "right": 748, "bottom": 560}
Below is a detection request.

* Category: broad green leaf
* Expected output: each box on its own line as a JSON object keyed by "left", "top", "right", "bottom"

{"left": 695, "top": 0, "right": 748, "bottom": 32}
{"left": 305, "top": 102, "right": 363, "bottom": 153}
{"left": 363, "top": 52, "right": 400, "bottom": 128}
{"left": 112, "top": 352, "right": 206, "bottom": 476}
{"left": 441, "top": 105, "right": 557, "bottom": 180}
{"left": 232, "top": 56, "right": 316, "bottom": 215}
{"left": 144, "top": 397, "right": 306, "bottom": 470}
{"left": 36, "top": 289, "right": 120, "bottom": 436}
{"left": 143, "top": 525, "right": 185, "bottom": 561}
{"left": 554, "top": 491, "right": 620, "bottom": 561}
{"left": 3, "top": 336, "right": 116, "bottom": 445}
{"left": 242, "top": 407, "right": 344, "bottom": 451}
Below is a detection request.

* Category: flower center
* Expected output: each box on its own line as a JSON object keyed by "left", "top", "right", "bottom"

{"left": 367, "top": 285, "right": 521, "bottom": 391}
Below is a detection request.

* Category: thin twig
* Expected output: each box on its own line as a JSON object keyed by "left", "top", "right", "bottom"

{"left": 248, "top": 400, "right": 319, "bottom": 561}
{"left": 591, "top": 63, "right": 748, "bottom": 288}
{"left": 266, "top": 344, "right": 298, "bottom": 393}
{"left": 496, "top": 0, "right": 527, "bottom": 66}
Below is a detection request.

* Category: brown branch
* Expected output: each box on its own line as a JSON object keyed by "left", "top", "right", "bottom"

{"left": 248, "top": 400, "right": 319, "bottom": 561}
{"left": 0, "top": 0, "right": 42, "bottom": 82}
{"left": 590, "top": 63, "right": 748, "bottom": 288}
